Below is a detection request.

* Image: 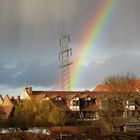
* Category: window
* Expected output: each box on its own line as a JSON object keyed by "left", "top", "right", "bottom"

{"left": 84, "top": 96, "right": 91, "bottom": 106}
{"left": 55, "top": 96, "right": 62, "bottom": 101}
{"left": 129, "top": 105, "right": 135, "bottom": 110}
{"left": 73, "top": 96, "right": 79, "bottom": 100}
{"left": 42, "top": 96, "right": 49, "bottom": 101}
{"left": 85, "top": 96, "right": 91, "bottom": 101}
{"left": 73, "top": 100, "right": 79, "bottom": 106}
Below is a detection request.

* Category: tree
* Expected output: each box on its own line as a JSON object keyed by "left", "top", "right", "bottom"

{"left": 11, "top": 100, "right": 37, "bottom": 128}
{"left": 11, "top": 99, "right": 66, "bottom": 128}
{"left": 104, "top": 73, "right": 139, "bottom": 117}
{"left": 97, "top": 74, "right": 140, "bottom": 132}
{"left": 0, "top": 115, "right": 4, "bottom": 127}
{"left": 47, "top": 101, "right": 66, "bottom": 126}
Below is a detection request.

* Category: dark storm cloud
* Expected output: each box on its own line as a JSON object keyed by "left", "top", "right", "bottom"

{"left": 0, "top": 0, "right": 79, "bottom": 91}
{"left": 0, "top": 0, "right": 96, "bottom": 91}
{"left": 99, "top": 0, "right": 140, "bottom": 52}
{"left": 78, "top": 52, "right": 140, "bottom": 89}
{"left": 0, "top": 0, "right": 91, "bottom": 64}
{"left": 0, "top": 61, "right": 58, "bottom": 88}
{"left": 0, "top": 0, "right": 140, "bottom": 95}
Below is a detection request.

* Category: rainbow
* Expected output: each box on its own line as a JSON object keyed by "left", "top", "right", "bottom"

{"left": 71, "top": 0, "right": 117, "bottom": 89}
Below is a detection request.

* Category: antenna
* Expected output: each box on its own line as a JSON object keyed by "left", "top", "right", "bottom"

{"left": 59, "top": 32, "right": 73, "bottom": 91}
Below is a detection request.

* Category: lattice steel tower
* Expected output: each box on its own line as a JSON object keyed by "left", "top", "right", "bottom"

{"left": 59, "top": 32, "right": 73, "bottom": 91}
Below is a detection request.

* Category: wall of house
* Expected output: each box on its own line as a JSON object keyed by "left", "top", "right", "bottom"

{"left": 2, "top": 96, "right": 13, "bottom": 106}
{"left": 0, "top": 97, "right": 3, "bottom": 105}
{"left": 20, "top": 88, "right": 30, "bottom": 100}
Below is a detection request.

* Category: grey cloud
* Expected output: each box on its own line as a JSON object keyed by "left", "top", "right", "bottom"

{"left": 76, "top": 52, "right": 140, "bottom": 89}
{"left": 0, "top": 61, "right": 59, "bottom": 88}
{"left": 0, "top": 0, "right": 82, "bottom": 63}
{"left": 94, "top": 0, "right": 140, "bottom": 52}
{"left": 0, "top": 0, "right": 140, "bottom": 94}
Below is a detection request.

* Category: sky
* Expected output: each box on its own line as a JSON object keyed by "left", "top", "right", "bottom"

{"left": 0, "top": 0, "right": 140, "bottom": 97}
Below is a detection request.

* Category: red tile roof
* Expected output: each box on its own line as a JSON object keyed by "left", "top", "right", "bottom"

{"left": 25, "top": 90, "right": 99, "bottom": 112}
{"left": 94, "top": 80, "right": 140, "bottom": 92}
{"left": 50, "top": 126, "right": 85, "bottom": 134}
{"left": 94, "top": 84, "right": 108, "bottom": 92}
{"left": 0, "top": 95, "right": 15, "bottom": 119}
{"left": 3, "top": 95, "right": 13, "bottom": 106}
{"left": 29, "top": 90, "right": 96, "bottom": 100}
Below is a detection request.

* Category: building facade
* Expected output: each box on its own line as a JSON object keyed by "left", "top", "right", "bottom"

{"left": 20, "top": 87, "right": 99, "bottom": 122}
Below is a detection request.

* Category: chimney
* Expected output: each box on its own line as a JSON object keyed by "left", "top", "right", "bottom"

{"left": 28, "top": 87, "right": 32, "bottom": 94}
{"left": 11, "top": 96, "right": 14, "bottom": 101}
{"left": 25, "top": 87, "right": 32, "bottom": 94}
{"left": 17, "top": 96, "right": 20, "bottom": 104}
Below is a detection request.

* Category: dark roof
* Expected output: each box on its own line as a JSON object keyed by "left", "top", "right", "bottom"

{"left": 94, "top": 84, "right": 109, "bottom": 92}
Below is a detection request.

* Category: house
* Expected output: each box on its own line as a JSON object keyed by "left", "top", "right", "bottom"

{"left": 93, "top": 83, "right": 140, "bottom": 117}
{"left": 0, "top": 95, "right": 22, "bottom": 122}
{"left": 0, "top": 95, "right": 4, "bottom": 105}
{"left": 0, "top": 95, "right": 15, "bottom": 122}
{"left": 19, "top": 79, "right": 140, "bottom": 123}
{"left": 94, "top": 84, "right": 109, "bottom": 92}
{"left": 20, "top": 87, "right": 99, "bottom": 122}
{"left": 124, "top": 117, "right": 140, "bottom": 132}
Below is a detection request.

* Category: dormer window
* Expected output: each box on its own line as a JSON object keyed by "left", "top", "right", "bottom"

{"left": 71, "top": 96, "right": 79, "bottom": 106}
{"left": 73, "top": 96, "right": 79, "bottom": 101}
{"left": 85, "top": 96, "right": 91, "bottom": 101}
{"left": 69, "top": 96, "right": 80, "bottom": 111}
{"left": 73, "top": 100, "right": 79, "bottom": 106}
{"left": 126, "top": 99, "right": 135, "bottom": 105}
{"left": 83, "top": 96, "right": 91, "bottom": 106}
{"left": 42, "top": 96, "right": 49, "bottom": 101}
{"left": 54, "top": 96, "right": 62, "bottom": 101}
{"left": 129, "top": 105, "right": 135, "bottom": 110}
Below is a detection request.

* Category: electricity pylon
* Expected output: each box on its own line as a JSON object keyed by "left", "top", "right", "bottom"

{"left": 59, "top": 32, "right": 73, "bottom": 91}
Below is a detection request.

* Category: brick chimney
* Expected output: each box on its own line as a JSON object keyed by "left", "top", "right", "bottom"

{"left": 17, "top": 96, "right": 21, "bottom": 104}
{"left": 11, "top": 96, "right": 15, "bottom": 101}
{"left": 25, "top": 87, "right": 32, "bottom": 94}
